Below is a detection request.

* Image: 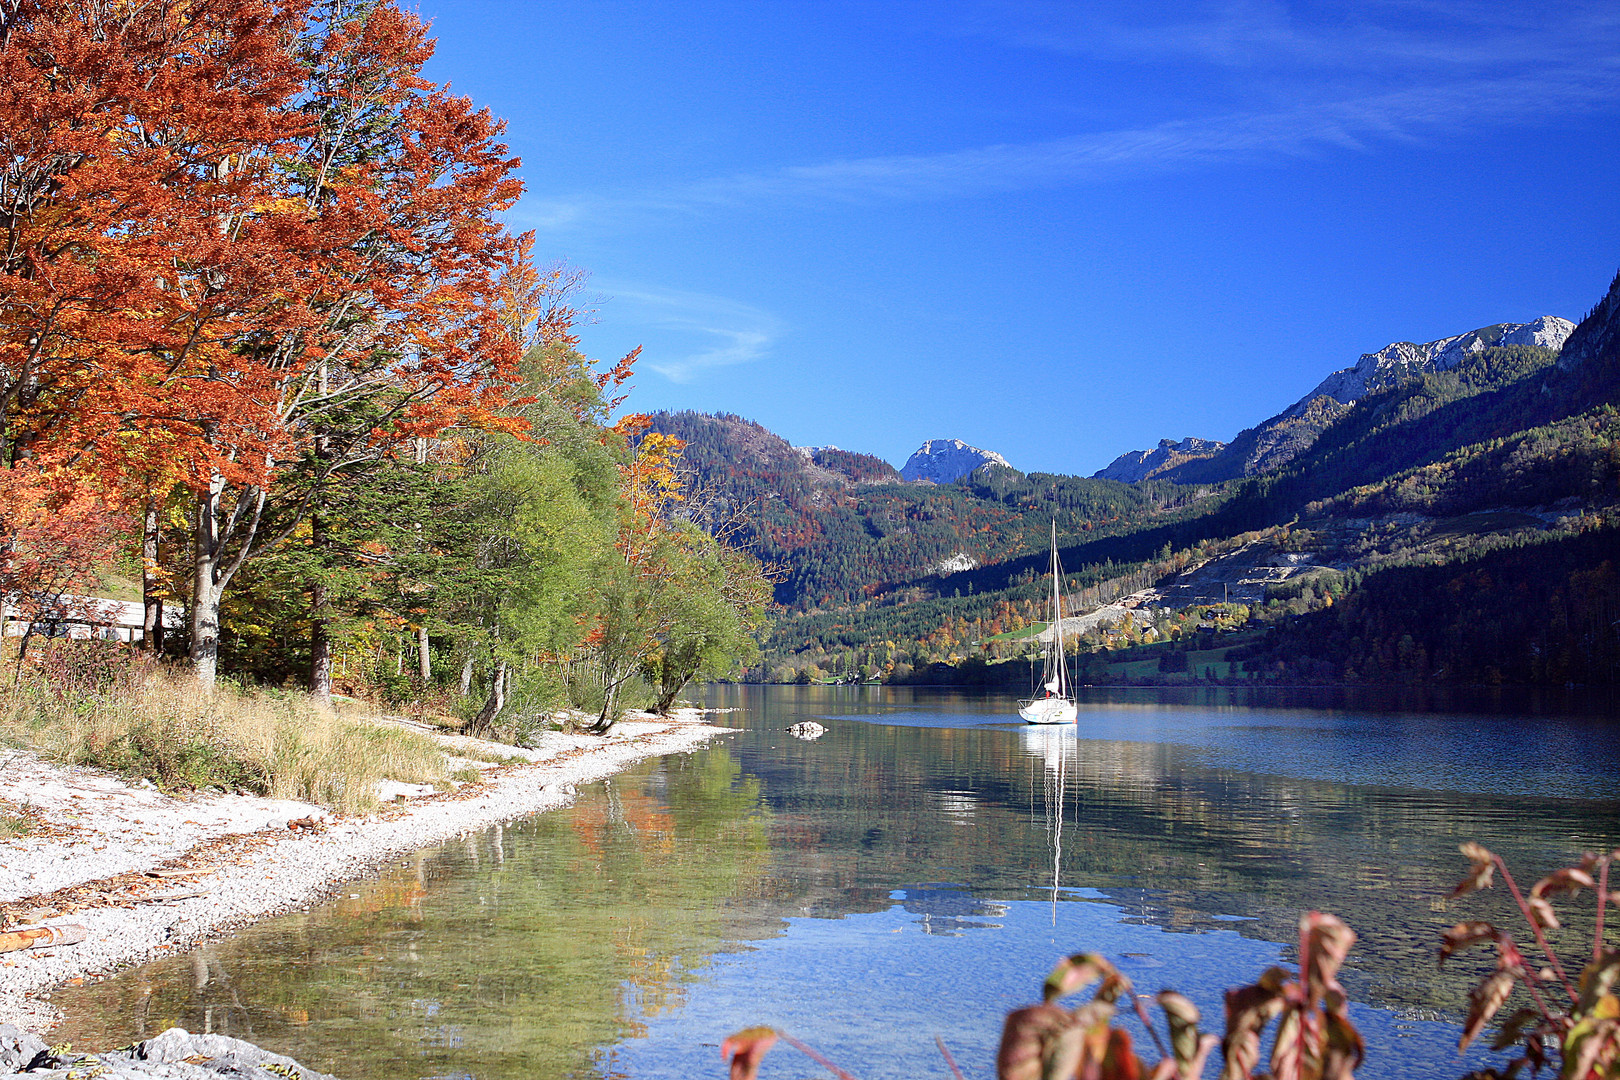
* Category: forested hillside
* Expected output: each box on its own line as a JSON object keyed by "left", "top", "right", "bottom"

{"left": 661, "top": 274, "right": 1620, "bottom": 688}
{"left": 646, "top": 411, "right": 1214, "bottom": 608}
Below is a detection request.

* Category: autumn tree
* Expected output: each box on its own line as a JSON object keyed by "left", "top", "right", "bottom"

{"left": 0, "top": 468, "right": 130, "bottom": 670}
{"left": 579, "top": 421, "right": 773, "bottom": 730}
{"left": 0, "top": 0, "right": 536, "bottom": 690}
{"left": 0, "top": 0, "right": 309, "bottom": 655}
{"left": 176, "top": 0, "right": 535, "bottom": 690}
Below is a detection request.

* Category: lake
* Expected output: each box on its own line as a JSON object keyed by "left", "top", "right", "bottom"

{"left": 54, "top": 685, "right": 1620, "bottom": 1079}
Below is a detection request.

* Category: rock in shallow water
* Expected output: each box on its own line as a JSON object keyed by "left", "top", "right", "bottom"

{"left": 0, "top": 1024, "right": 338, "bottom": 1078}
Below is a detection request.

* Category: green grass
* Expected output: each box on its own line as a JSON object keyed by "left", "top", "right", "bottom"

{"left": 2, "top": 664, "right": 463, "bottom": 816}
{"left": 1426, "top": 511, "right": 1545, "bottom": 539}
{"left": 1103, "top": 641, "right": 1248, "bottom": 681}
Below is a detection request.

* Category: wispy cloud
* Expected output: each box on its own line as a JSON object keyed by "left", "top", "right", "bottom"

{"left": 516, "top": 1, "right": 1620, "bottom": 229}
{"left": 534, "top": 67, "right": 1618, "bottom": 222}
{"left": 930, "top": 0, "right": 1620, "bottom": 72}
{"left": 595, "top": 284, "right": 783, "bottom": 382}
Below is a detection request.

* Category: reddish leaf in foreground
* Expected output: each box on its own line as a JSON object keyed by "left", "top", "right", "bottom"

{"left": 1044, "top": 952, "right": 1116, "bottom": 1003}
{"left": 1453, "top": 842, "right": 1497, "bottom": 897}
{"left": 1439, "top": 922, "right": 1501, "bottom": 966}
{"left": 998, "top": 1003, "right": 1075, "bottom": 1080}
{"left": 1461, "top": 970, "right": 1517, "bottom": 1050}
{"left": 721, "top": 1027, "right": 779, "bottom": 1080}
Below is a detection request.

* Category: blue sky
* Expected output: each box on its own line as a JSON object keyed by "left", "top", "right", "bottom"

{"left": 419, "top": 1, "right": 1620, "bottom": 475}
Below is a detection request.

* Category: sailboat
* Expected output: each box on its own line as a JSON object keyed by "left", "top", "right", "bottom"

{"left": 1019, "top": 522, "right": 1078, "bottom": 725}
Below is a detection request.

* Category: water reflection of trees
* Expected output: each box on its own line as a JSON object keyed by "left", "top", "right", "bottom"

{"left": 56, "top": 749, "right": 773, "bottom": 1080}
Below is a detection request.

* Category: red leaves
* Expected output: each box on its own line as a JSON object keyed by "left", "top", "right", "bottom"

{"left": 999, "top": 1002, "right": 1082, "bottom": 1080}
{"left": 1299, "top": 911, "right": 1356, "bottom": 1004}
{"left": 1219, "top": 914, "right": 1362, "bottom": 1080}
{"left": 1453, "top": 841, "right": 1497, "bottom": 897}
{"left": 2, "top": 0, "right": 528, "bottom": 502}
{"left": 1461, "top": 971, "right": 1517, "bottom": 1051}
{"left": 1445, "top": 845, "right": 1620, "bottom": 1077}
{"left": 1439, "top": 922, "right": 1501, "bottom": 966}
{"left": 720, "top": 1028, "right": 857, "bottom": 1080}
{"left": 1526, "top": 865, "right": 1595, "bottom": 931}
{"left": 0, "top": 467, "right": 132, "bottom": 658}
{"left": 720, "top": 1027, "right": 777, "bottom": 1080}
{"left": 1220, "top": 968, "right": 1288, "bottom": 1080}
{"left": 1044, "top": 952, "right": 1116, "bottom": 1003}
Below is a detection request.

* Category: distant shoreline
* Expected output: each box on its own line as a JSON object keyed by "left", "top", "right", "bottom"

{"left": 0, "top": 712, "right": 730, "bottom": 1032}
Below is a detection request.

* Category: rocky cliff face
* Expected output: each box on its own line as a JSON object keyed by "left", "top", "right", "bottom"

{"left": 1095, "top": 315, "right": 1574, "bottom": 484}
{"left": 900, "top": 439, "right": 1012, "bottom": 484}
{"left": 1093, "top": 437, "right": 1226, "bottom": 483}
{"left": 1295, "top": 316, "right": 1574, "bottom": 413}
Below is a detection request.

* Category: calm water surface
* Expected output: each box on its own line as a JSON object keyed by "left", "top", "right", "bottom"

{"left": 55, "top": 686, "right": 1620, "bottom": 1079}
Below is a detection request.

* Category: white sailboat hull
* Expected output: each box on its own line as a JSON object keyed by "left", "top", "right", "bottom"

{"left": 1019, "top": 696, "right": 1077, "bottom": 725}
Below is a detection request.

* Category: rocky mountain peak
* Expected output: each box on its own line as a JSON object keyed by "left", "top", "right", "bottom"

{"left": 1292, "top": 316, "right": 1575, "bottom": 416}
{"left": 1094, "top": 437, "right": 1226, "bottom": 483}
{"left": 900, "top": 439, "right": 1012, "bottom": 484}
{"left": 1093, "top": 314, "right": 1574, "bottom": 486}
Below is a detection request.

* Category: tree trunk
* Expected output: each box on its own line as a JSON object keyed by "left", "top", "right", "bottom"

{"left": 308, "top": 511, "right": 333, "bottom": 706}
{"left": 459, "top": 654, "right": 474, "bottom": 696}
{"left": 310, "top": 583, "right": 332, "bottom": 708}
{"left": 141, "top": 498, "right": 163, "bottom": 654}
{"left": 417, "top": 624, "right": 431, "bottom": 683}
{"left": 466, "top": 659, "right": 507, "bottom": 738}
{"left": 589, "top": 660, "right": 626, "bottom": 734}
{"left": 190, "top": 479, "right": 223, "bottom": 690}
{"left": 652, "top": 658, "right": 700, "bottom": 716}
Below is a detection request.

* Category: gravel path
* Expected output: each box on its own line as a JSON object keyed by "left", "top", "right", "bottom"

{"left": 0, "top": 712, "right": 730, "bottom": 1031}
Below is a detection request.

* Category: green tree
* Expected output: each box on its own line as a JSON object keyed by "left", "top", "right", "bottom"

{"left": 644, "top": 528, "right": 771, "bottom": 714}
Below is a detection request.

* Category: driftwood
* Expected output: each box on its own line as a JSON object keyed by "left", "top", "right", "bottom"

{"left": 0, "top": 924, "right": 88, "bottom": 954}
{"left": 143, "top": 889, "right": 209, "bottom": 903}
{"left": 145, "top": 868, "right": 209, "bottom": 879}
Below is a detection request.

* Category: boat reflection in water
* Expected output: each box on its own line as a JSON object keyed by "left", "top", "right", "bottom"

{"left": 1021, "top": 723, "right": 1078, "bottom": 923}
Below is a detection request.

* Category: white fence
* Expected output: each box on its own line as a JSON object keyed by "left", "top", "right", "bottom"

{"left": 0, "top": 594, "right": 183, "bottom": 643}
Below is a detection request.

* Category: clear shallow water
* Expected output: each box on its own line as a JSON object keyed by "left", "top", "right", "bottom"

{"left": 56, "top": 686, "right": 1620, "bottom": 1079}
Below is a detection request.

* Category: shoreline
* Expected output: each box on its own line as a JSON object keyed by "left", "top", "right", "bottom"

{"left": 0, "top": 711, "right": 731, "bottom": 1031}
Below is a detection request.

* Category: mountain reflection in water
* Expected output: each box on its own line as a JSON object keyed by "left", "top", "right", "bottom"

{"left": 53, "top": 685, "right": 1619, "bottom": 1080}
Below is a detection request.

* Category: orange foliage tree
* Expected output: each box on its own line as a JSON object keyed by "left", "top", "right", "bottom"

{"left": 0, "top": 468, "right": 131, "bottom": 669}
{"left": 0, "top": 0, "right": 533, "bottom": 687}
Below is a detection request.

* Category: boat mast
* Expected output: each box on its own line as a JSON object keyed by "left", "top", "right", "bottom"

{"left": 1049, "top": 521, "right": 1066, "bottom": 696}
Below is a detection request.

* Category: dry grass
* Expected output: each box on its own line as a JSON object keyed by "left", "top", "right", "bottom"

{"left": 1, "top": 667, "right": 455, "bottom": 816}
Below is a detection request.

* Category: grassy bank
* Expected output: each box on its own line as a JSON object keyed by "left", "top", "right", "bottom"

{"left": 0, "top": 655, "right": 464, "bottom": 816}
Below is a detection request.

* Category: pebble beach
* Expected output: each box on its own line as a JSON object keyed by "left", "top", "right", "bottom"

{"left": 0, "top": 711, "right": 729, "bottom": 1033}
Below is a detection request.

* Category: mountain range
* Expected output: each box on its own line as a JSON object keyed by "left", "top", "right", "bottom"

{"left": 1094, "top": 316, "right": 1576, "bottom": 483}
{"left": 647, "top": 268, "right": 1620, "bottom": 688}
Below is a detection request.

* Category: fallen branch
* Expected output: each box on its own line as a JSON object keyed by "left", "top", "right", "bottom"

{"left": 0, "top": 924, "right": 88, "bottom": 954}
